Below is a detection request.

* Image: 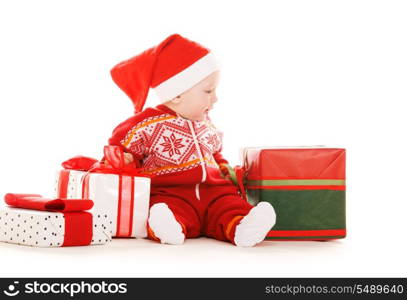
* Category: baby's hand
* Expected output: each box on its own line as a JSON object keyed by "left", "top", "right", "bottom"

{"left": 103, "top": 151, "right": 134, "bottom": 166}
{"left": 123, "top": 152, "right": 134, "bottom": 165}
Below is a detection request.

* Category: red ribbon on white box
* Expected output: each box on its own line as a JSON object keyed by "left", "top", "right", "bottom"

{"left": 58, "top": 146, "right": 151, "bottom": 238}
{"left": 57, "top": 169, "right": 136, "bottom": 238}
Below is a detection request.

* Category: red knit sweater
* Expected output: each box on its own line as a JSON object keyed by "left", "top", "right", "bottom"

{"left": 108, "top": 104, "right": 233, "bottom": 187}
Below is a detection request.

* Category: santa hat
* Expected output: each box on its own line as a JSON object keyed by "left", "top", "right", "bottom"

{"left": 110, "top": 34, "right": 220, "bottom": 113}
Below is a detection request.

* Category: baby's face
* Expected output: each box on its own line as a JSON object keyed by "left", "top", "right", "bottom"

{"left": 168, "top": 71, "right": 219, "bottom": 121}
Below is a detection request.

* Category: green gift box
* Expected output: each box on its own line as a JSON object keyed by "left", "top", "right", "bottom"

{"left": 242, "top": 146, "right": 346, "bottom": 240}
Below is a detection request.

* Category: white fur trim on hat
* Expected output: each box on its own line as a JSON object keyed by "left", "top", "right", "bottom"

{"left": 153, "top": 52, "right": 220, "bottom": 102}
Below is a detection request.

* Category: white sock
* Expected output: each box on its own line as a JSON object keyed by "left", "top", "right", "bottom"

{"left": 148, "top": 203, "right": 185, "bottom": 245}
{"left": 234, "top": 202, "right": 276, "bottom": 247}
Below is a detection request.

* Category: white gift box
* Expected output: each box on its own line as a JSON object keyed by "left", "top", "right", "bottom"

{"left": 55, "top": 169, "right": 150, "bottom": 238}
{"left": 0, "top": 206, "right": 111, "bottom": 247}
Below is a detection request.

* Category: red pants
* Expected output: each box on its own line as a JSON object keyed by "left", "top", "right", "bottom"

{"left": 148, "top": 183, "right": 254, "bottom": 243}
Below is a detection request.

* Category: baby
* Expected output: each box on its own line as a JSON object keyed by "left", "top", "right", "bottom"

{"left": 108, "top": 34, "right": 276, "bottom": 246}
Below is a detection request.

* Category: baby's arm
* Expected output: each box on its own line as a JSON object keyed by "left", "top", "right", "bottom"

{"left": 107, "top": 114, "right": 145, "bottom": 168}
{"left": 213, "top": 151, "right": 238, "bottom": 185}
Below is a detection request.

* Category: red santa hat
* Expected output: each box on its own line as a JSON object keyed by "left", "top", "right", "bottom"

{"left": 110, "top": 34, "right": 220, "bottom": 113}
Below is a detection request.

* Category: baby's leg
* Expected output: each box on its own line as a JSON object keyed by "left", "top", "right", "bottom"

{"left": 204, "top": 195, "right": 276, "bottom": 247}
{"left": 147, "top": 193, "right": 200, "bottom": 245}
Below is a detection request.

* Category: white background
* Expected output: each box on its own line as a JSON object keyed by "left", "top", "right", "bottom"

{"left": 0, "top": 0, "right": 406, "bottom": 277}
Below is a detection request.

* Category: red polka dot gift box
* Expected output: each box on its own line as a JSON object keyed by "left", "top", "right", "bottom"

{"left": 0, "top": 195, "right": 111, "bottom": 247}
{"left": 241, "top": 146, "right": 346, "bottom": 241}
{"left": 54, "top": 146, "right": 151, "bottom": 238}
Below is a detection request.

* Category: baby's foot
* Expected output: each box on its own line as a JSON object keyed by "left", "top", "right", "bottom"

{"left": 148, "top": 203, "right": 185, "bottom": 245}
{"left": 234, "top": 202, "right": 276, "bottom": 247}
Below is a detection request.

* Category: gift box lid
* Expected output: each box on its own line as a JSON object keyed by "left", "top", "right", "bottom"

{"left": 242, "top": 146, "right": 345, "bottom": 180}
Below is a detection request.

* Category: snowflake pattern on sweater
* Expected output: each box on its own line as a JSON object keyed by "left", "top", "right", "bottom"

{"left": 120, "top": 112, "right": 223, "bottom": 176}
